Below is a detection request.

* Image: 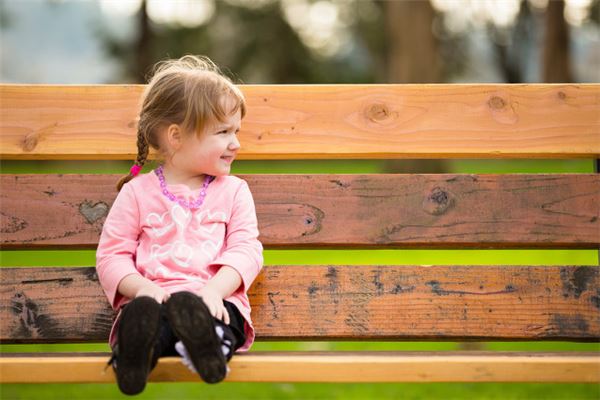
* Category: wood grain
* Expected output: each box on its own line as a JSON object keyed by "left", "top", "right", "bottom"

{"left": 1, "top": 174, "right": 598, "bottom": 249}
{"left": 2, "top": 84, "right": 598, "bottom": 159}
{"left": 1, "top": 266, "right": 598, "bottom": 343}
{"left": 1, "top": 352, "right": 598, "bottom": 383}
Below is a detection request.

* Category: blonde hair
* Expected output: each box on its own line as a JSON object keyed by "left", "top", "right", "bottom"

{"left": 117, "top": 55, "right": 246, "bottom": 191}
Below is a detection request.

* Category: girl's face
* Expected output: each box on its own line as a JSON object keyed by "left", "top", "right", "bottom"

{"left": 172, "top": 107, "right": 242, "bottom": 178}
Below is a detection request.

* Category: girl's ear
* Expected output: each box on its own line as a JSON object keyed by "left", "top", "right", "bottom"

{"left": 166, "top": 124, "right": 183, "bottom": 150}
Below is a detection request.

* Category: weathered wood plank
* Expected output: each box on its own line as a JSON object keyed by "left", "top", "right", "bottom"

{"left": 1, "top": 266, "right": 598, "bottom": 343}
{"left": 1, "top": 84, "right": 598, "bottom": 160}
{"left": 1, "top": 352, "right": 598, "bottom": 383}
{"left": 1, "top": 174, "right": 598, "bottom": 249}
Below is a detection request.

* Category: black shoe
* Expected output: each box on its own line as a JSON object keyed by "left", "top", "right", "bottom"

{"left": 114, "top": 296, "right": 162, "bottom": 395}
{"left": 165, "top": 292, "right": 227, "bottom": 384}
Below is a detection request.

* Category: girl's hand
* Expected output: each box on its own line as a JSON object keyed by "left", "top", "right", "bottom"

{"left": 135, "top": 284, "right": 170, "bottom": 304}
{"left": 197, "top": 286, "right": 230, "bottom": 325}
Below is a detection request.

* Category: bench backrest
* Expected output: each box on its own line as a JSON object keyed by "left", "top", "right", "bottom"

{"left": 1, "top": 84, "right": 599, "bottom": 344}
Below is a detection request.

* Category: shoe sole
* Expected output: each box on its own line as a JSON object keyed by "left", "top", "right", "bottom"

{"left": 166, "top": 292, "right": 227, "bottom": 383}
{"left": 116, "top": 296, "right": 161, "bottom": 395}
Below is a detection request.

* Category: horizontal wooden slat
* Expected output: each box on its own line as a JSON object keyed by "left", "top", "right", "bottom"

{"left": 1, "top": 174, "right": 598, "bottom": 249}
{"left": 1, "top": 266, "right": 598, "bottom": 343}
{"left": 1, "top": 352, "right": 598, "bottom": 383}
{"left": 1, "top": 84, "right": 598, "bottom": 160}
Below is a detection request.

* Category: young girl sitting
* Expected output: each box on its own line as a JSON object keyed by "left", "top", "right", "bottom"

{"left": 95, "top": 55, "right": 263, "bottom": 396}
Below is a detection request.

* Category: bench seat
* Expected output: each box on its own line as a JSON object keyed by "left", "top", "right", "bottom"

{"left": 2, "top": 351, "right": 599, "bottom": 383}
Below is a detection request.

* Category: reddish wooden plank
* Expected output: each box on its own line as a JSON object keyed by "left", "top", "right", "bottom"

{"left": 1, "top": 174, "right": 598, "bottom": 249}
{"left": 1, "top": 266, "right": 598, "bottom": 343}
{"left": 1, "top": 84, "right": 599, "bottom": 159}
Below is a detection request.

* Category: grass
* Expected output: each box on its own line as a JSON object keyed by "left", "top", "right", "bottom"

{"left": 1, "top": 158, "right": 598, "bottom": 399}
{"left": 2, "top": 382, "right": 599, "bottom": 400}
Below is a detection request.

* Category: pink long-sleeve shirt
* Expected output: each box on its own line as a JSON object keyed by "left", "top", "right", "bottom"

{"left": 96, "top": 171, "right": 263, "bottom": 352}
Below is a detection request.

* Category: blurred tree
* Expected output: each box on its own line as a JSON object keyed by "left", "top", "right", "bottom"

{"left": 136, "top": 0, "right": 153, "bottom": 82}
{"left": 490, "top": 0, "right": 532, "bottom": 83}
{"left": 543, "top": 0, "right": 572, "bottom": 82}
{"left": 101, "top": 0, "right": 152, "bottom": 82}
{"left": 591, "top": 0, "right": 600, "bottom": 24}
{"left": 384, "top": 0, "right": 440, "bottom": 83}
{"left": 0, "top": 0, "right": 12, "bottom": 30}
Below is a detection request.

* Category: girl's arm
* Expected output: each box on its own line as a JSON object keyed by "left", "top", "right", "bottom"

{"left": 198, "top": 265, "right": 242, "bottom": 324}
{"left": 205, "top": 180, "right": 263, "bottom": 301}
{"left": 117, "top": 273, "right": 170, "bottom": 304}
{"left": 96, "top": 182, "right": 149, "bottom": 309}
{"left": 203, "top": 181, "right": 263, "bottom": 324}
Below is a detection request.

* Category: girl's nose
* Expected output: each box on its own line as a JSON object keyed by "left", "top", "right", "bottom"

{"left": 229, "top": 135, "right": 241, "bottom": 150}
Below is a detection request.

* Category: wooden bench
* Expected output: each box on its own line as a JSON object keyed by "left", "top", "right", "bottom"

{"left": 1, "top": 84, "right": 599, "bottom": 384}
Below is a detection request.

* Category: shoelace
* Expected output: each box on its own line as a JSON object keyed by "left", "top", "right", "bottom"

{"left": 104, "top": 349, "right": 118, "bottom": 372}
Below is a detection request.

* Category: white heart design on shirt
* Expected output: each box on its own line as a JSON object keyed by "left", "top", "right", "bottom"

{"left": 193, "top": 210, "right": 226, "bottom": 234}
{"left": 150, "top": 243, "right": 172, "bottom": 260}
{"left": 200, "top": 239, "right": 223, "bottom": 259}
{"left": 170, "top": 241, "right": 194, "bottom": 268}
{"left": 171, "top": 205, "right": 192, "bottom": 231}
{"left": 146, "top": 210, "right": 174, "bottom": 237}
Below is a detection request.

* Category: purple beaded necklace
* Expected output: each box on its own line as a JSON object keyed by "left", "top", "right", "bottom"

{"left": 154, "top": 165, "right": 213, "bottom": 209}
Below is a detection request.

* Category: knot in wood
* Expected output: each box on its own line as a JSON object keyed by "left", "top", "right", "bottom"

{"left": 422, "top": 187, "right": 453, "bottom": 215}
{"left": 21, "top": 131, "right": 40, "bottom": 152}
{"left": 488, "top": 96, "right": 506, "bottom": 110}
{"left": 300, "top": 206, "right": 324, "bottom": 237}
{"left": 79, "top": 201, "right": 109, "bottom": 224}
{"left": 366, "top": 103, "right": 390, "bottom": 122}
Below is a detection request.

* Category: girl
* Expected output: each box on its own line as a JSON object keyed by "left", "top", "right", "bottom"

{"left": 95, "top": 55, "right": 263, "bottom": 395}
